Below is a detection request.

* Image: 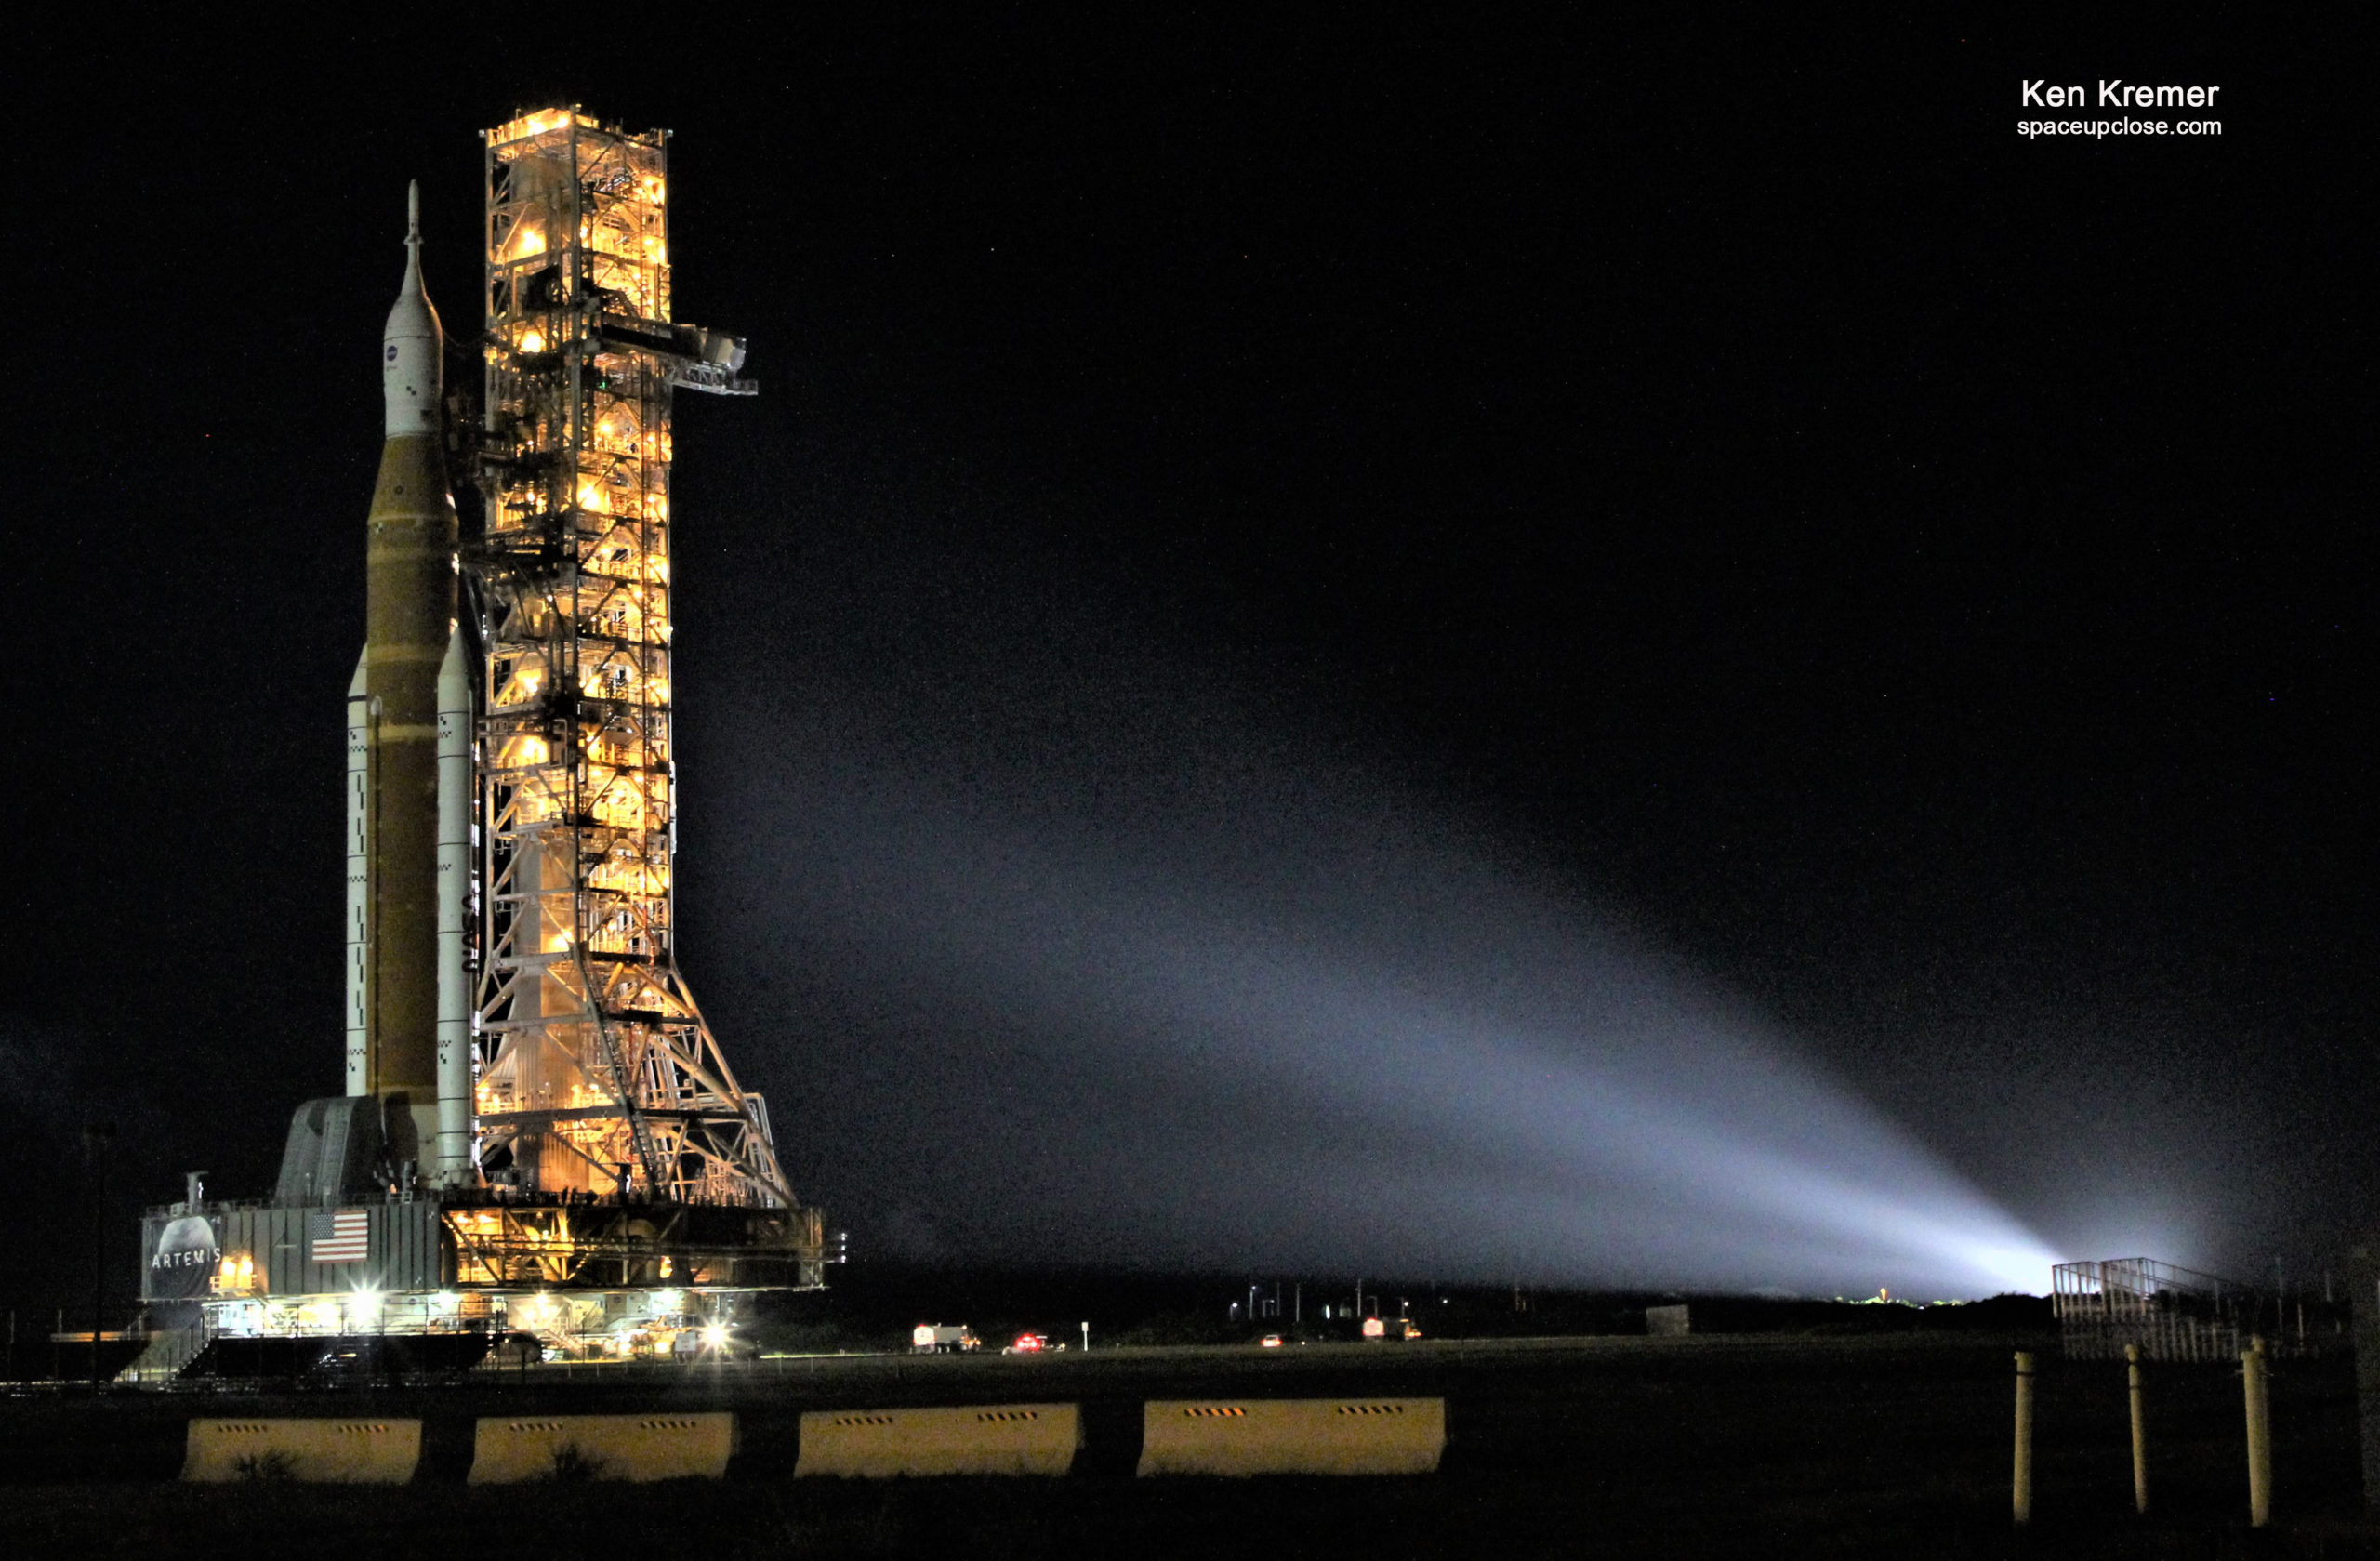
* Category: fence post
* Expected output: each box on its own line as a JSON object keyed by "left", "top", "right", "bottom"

{"left": 2125, "top": 1343, "right": 2149, "bottom": 1514}
{"left": 2243, "top": 1334, "right": 2271, "bottom": 1528}
{"left": 2013, "top": 1350, "right": 2036, "bottom": 1526}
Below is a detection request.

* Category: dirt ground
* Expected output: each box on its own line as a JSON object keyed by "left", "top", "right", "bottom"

{"left": 3, "top": 1333, "right": 2373, "bottom": 1558}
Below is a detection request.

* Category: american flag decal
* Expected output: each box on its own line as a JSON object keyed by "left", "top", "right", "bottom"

{"left": 310, "top": 1209, "right": 369, "bottom": 1263}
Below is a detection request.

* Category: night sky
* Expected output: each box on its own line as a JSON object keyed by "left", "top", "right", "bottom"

{"left": 5, "top": 19, "right": 2363, "bottom": 1319}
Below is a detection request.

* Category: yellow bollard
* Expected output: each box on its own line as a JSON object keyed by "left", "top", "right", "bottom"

{"left": 2125, "top": 1343, "right": 2149, "bottom": 1514}
{"left": 2243, "top": 1335, "right": 2271, "bottom": 1528}
{"left": 2013, "top": 1351, "right": 2035, "bottom": 1526}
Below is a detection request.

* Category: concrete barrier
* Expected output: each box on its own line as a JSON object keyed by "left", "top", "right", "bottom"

{"left": 468, "top": 1412, "right": 736, "bottom": 1483}
{"left": 182, "top": 1418, "right": 422, "bottom": 1484}
{"left": 1137, "top": 1398, "right": 1446, "bottom": 1476}
{"left": 795, "top": 1403, "right": 1082, "bottom": 1477}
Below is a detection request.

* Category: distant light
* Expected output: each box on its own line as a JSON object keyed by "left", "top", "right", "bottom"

{"left": 702, "top": 1324, "right": 729, "bottom": 1348}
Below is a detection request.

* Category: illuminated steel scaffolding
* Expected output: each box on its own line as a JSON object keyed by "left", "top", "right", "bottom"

{"left": 470, "top": 108, "right": 794, "bottom": 1220}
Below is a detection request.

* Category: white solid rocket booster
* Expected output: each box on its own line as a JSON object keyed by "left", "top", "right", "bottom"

{"left": 433, "top": 631, "right": 472, "bottom": 1184}
{"left": 345, "top": 653, "right": 371, "bottom": 1096}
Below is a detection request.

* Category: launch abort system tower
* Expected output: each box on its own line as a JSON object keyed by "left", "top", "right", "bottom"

{"left": 137, "top": 109, "right": 824, "bottom": 1369}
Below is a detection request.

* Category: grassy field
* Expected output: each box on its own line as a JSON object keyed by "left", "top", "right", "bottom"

{"left": 2, "top": 1332, "right": 2373, "bottom": 1557}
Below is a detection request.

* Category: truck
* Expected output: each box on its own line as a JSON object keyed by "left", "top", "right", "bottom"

{"left": 911, "top": 1323, "right": 981, "bottom": 1354}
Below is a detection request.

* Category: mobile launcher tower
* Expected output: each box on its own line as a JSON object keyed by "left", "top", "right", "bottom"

{"left": 139, "top": 109, "right": 826, "bottom": 1368}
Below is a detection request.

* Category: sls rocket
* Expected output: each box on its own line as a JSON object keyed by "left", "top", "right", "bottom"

{"left": 345, "top": 184, "right": 473, "bottom": 1187}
